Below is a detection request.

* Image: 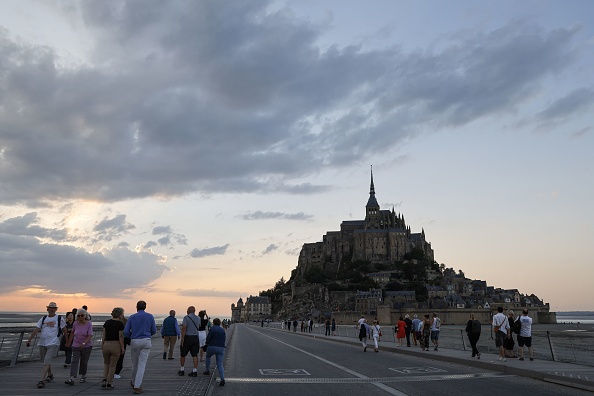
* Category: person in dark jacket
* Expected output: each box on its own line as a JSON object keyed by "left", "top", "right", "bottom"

{"left": 465, "top": 313, "right": 481, "bottom": 358}
{"left": 202, "top": 318, "right": 226, "bottom": 386}
{"left": 161, "top": 310, "right": 180, "bottom": 360}
{"left": 404, "top": 314, "right": 413, "bottom": 347}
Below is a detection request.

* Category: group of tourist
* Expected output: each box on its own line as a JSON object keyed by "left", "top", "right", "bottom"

{"left": 489, "top": 306, "right": 534, "bottom": 362}
{"left": 27, "top": 301, "right": 227, "bottom": 392}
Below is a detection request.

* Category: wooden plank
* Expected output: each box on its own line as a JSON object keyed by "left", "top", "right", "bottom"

{"left": 0, "top": 344, "right": 213, "bottom": 395}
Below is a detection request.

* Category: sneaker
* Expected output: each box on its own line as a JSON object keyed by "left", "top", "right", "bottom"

{"left": 434, "top": 347, "right": 438, "bottom": 351}
{"left": 502, "top": 358, "right": 507, "bottom": 362}
{"left": 133, "top": 388, "right": 143, "bottom": 394}
{"left": 101, "top": 379, "right": 107, "bottom": 388}
{"left": 106, "top": 384, "right": 114, "bottom": 390}
{"left": 65, "top": 379, "right": 74, "bottom": 385}
{"left": 530, "top": 358, "right": 534, "bottom": 361}
{"left": 519, "top": 357, "right": 524, "bottom": 361}
{"left": 497, "top": 356, "right": 503, "bottom": 361}
{"left": 178, "top": 370, "right": 185, "bottom": 376}
{"left": 219, "top": 380, "right": 225, "bottom": 386}
{"left": 113, "top": 374, "right": 121, "bottom": 379}
{"left": 189, "top": 371, "right": 198, "bottom": 377}
{"left": 80, "top": 377, "right": 86, "bottom": 383}
{"left": 203, "top": 370, "right": 210, "bottom": 375}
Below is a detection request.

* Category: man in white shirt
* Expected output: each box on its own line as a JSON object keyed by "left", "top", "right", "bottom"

{"left": 492, "top": 306, "right": 510, "bottom": 361}
{"left": 517, "top": 309, "right": 534, "bottom": 361}
{"left": 26, "top": 302, "right": 67, "bottom": 389}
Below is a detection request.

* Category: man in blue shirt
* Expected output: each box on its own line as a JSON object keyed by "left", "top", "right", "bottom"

{"left": 124, "top": 300, "right": 156, "bottom": 394}
{"left": 160, "top": 310, "right": 180, "bottom": 360}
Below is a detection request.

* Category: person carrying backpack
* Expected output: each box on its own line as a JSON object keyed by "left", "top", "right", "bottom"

{"left": 465, "top": 313, "right": 481, "bottom": 359}
{"left": 26, "top": 302, "right": 67, "bottom": 389}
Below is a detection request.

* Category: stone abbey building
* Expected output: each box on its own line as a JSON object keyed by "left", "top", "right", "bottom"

{"left": 295, "top": 168, "right": 434, "bottom": 279}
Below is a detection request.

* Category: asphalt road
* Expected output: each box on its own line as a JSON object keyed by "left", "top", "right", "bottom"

{"left": 208, "top": 324, "right": 589, "bottom": 396}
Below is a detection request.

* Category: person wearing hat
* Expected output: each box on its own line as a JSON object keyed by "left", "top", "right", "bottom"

{"left": 26, "top": 302, "right": 67, "bottom": 389}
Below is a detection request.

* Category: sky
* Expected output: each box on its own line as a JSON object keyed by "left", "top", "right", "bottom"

{"left": 0, "top": 0, "right": 593, "bottom": 317}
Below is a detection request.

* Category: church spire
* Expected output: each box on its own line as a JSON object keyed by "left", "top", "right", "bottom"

{"left": 370, "top": 165, "right": 375, "bottom": 195}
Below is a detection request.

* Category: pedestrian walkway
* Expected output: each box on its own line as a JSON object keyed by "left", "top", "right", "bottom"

{"left": 267, "top": 324, "right": 594, "bottom": 393}
{"left": 0, "top": 340, "right": 221, "bottom": 395}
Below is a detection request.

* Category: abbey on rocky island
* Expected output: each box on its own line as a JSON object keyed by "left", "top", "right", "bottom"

{"left": 294, "top": 167, "right": 433, "bottom": 280}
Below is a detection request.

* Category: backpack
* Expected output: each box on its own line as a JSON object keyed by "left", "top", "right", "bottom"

{"left": 41, "top": 315, "right": 63, "bottom": 338}
{"left": 471, "top": 320, "right": 481, "bottom": 334}
{"left": 513, "top": 318, "right": 522, "bottom": 335}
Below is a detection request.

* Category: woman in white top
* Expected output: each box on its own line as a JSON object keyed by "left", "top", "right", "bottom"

{"left": 371, "top": 320, "right": 381, "bottom": 352}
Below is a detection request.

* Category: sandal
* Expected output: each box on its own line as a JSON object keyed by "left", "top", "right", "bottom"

{"left": 45, "top": 374, "right": 54, "bottom": 382}
{"left": 101, "top": 378, "right": 107, "bottom": 388}
{"left": 106, "top": 383, "right": 114, "bottom": 390}
{"left": 37, "top": 381, "right": 45, "bottom": 388}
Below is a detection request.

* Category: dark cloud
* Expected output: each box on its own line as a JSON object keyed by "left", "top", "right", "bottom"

{"left": 262, "top": 244, "right": 278, "bottom": 255}
{"left": 152, "top": 226, "right": 172, "bottom": 235}
{"left": 241, "top": 211, "right": 313, "bottom": 221}
{"left": 536, "top": 88, "right": 594, "bottom": 122}
{"left": 189, "top": 244, "right": 230, "bottom": 258}
{"left": 0, "top": 233, "right": 168, "bottom": 296}
{"left": 0, "top": 212, "right": 67, "bottom": 241}
{"left": 93, "top": 214, "right": 135, "bottom": 242}
{"left": 0, "top": 2, "right": 584, "bottom": 205}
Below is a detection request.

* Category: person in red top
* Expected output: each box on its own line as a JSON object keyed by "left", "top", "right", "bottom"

{"left": 396, "top": 316, "right": 407, "bottom": 347}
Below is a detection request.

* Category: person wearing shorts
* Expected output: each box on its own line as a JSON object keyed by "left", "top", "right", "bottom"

{"left": 517, "top": 309, "right": 534, "bottom": 361}
{"left": 492, "top": 306, "right": 510, "bottom": 361}
{"left": 179, "top": 306, "right": 201, "bottom": 376}
{"left": 26, "top": 302, "right": 66, "bottom": 389}
{"left": 430, "top": 312, "right": 441, "bottom": 351}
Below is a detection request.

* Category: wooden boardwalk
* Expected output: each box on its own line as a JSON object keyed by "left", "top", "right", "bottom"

{"left": 0, "top": 343, "right": 217, "bottom": 395}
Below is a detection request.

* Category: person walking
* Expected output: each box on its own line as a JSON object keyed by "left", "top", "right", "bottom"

{"left": 101, "top": 307, "right": 125, "bottom": 389}
{"left": 178, "top": 306, "right": 201, "bottom": 377}
{"left": 64, "top": 308, "right": 93, "bottom": 385}
{"left": 505, "top": 310, "right": 516, "bottom": 358}
{"left": 292, "top": 319, "right": 298, "bottom": 332}
{"left": 198, "top": 310, "right": 210, "bottom": 362}
{"left": 396, "top": 316, "right": 406, "bottom": 347}
{"left": 113, "top": 311, "right": 128, "bottom": 379}
{"left": 161, "top": 310, "right": 180, "bottom": 360}
{"left": 465, "top": 313, "right": 481, "bottom": 359}
{"left": 203, "top": 318, "right": 226, "bottom": 386}
{"left": 358, "top": 319, "right": 370, "bottom": 352}
{"left": 517, "top": 309, "right": 535, "bottom": 361}
{"left": 411, "top": 314, "right": 422, "bottom": 347}
{"left": 420, "top": 314, "right": 431, "bottom": 351}
{"left": 325, "top": 318, "right": 331, "bottom": 336}
{"left": 371, "top": 320, "right": 381, "bottom": 352}
{"left": 26, "top": 302, "right": 66, "bottom": 389}
{"left": 492, "top": 306, "right": 510, "bottom": 361}
{"left": 62, "top": 311, "right": 74, "bottom": 368}
{"left": 331, "top": 318, "right": 336, "bottom": 336}
{"left": 404, "top": 314, "right": 413, "bottom": 347}
{"left": 430, "top": 312, "right": 441, "bottom": 351}
{"left": 124, "top": 300, "right": 157, "bottom": 394}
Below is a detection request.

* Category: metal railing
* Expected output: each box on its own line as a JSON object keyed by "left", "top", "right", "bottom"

{"left": 262, "top": 322, "right": 594, "bottom": 367}
{"left": 0, "top": 325, "right": 163, "bottom": 368}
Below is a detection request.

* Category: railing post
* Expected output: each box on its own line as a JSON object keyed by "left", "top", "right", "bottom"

{"left": 10, "top": 330, "right": 25, "bottom": 366}
{"left": 546, "top": 330, "right": 557, "bottom": 361}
